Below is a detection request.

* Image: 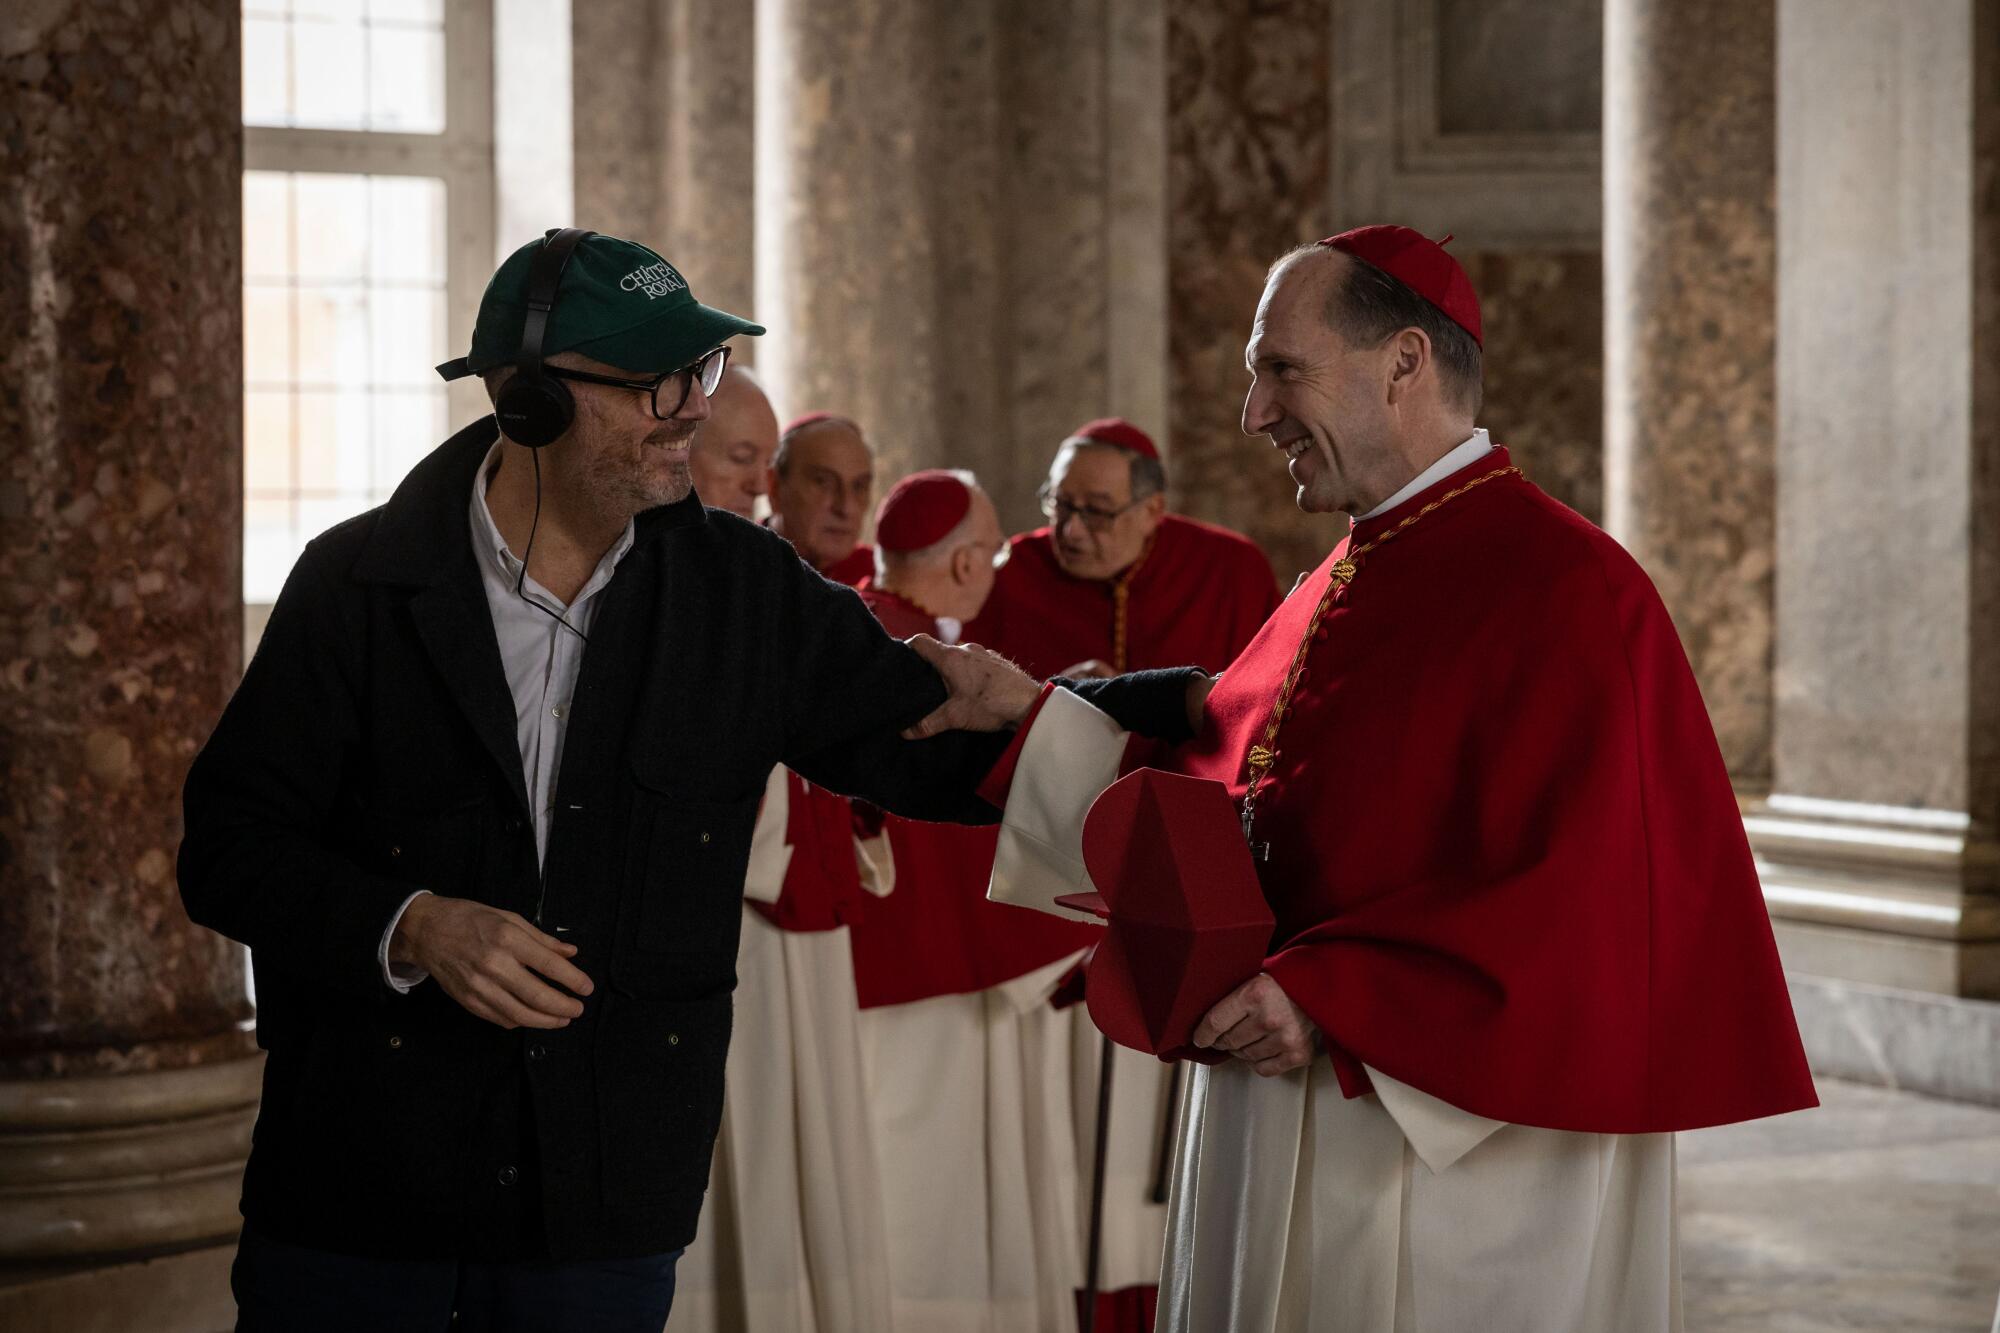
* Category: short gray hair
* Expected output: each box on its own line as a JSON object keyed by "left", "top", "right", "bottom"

{"left": 1054, "top": 439, "right": 1167, "bottom": 502}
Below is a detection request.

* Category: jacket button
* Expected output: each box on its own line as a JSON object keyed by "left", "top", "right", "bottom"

{"left": 698, "top": 831, "right": 711, "bottom": 844}
{"left": 389, "top": 844, "right": 402, "bottom": 858}
{"left": 666, "top": 1032, "right": 681, "bottom": 1047}
{"left": 388, "top": 1035, "right": 403, "bottom": 1050}
{"left": 497, "top": 1165, "right": 518, "bottom": 1187}
{"left": 528, "top": 1043, "right": 547, "bottom": 1061}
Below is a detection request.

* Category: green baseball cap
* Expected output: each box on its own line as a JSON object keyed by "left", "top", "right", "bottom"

{"left": 437, "top": 229, "right": 764, "bottom": 382}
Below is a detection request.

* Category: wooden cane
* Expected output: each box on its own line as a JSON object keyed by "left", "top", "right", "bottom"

{"left": 1081, "top": 1032, "right": 1116, "bottom": 1333}
{"left": 1149, "top": 1058, "right": 1183, "bottom": 1204}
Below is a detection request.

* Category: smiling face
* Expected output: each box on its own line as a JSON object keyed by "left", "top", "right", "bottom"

{"left": 539, "top": 349, "right": 709, "bottom": 517}
{"left": 689, "top": 365, "right": 778, "bottom": 518}
{"left": 1240, "top": 250, "right": 1411, "bottom": 517}
{"left": 769, "top": 420, "right": 875, "bottom": 570}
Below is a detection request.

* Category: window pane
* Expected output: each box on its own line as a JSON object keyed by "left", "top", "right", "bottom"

{"left": 292, "top": 0, "right": 362, "bottom": 20}
{"left": 243, "top": 172, "right": 293, "bottom": 280}
{"left": 370, "top": 286, "right": 445, "bottom": 387}
{"left": 245, "top": 390, "right": 295, "bottom": 492}
{"left": 242, "top": 15, "right": 291, "bottom": 127}
{"left": 368, "top": 176, "right": 446, "bottom": 283}
{"left": 290, "top": 15, "right": 367, "bottom": 130}
{"left": 373, "top": 391, "right": 446, "bottom": 486}
{"left": 295, "top": 387, "right": 376, "bottom": 492}
{"left": 238, "top": 163, "right": 452, "bottom": 605}
{"left": 244, "top": 496, "right": 296, "bottom": 605}
{"left": 243, "top": 285, "right": 294, "bottom": 386}
{"left": 291, "top": 174, "right": 370, "bottom": 282}
{"left": 367, "top": 24, "right": 445, "bottom": 133}
{"left": 294, "top": 283, "right": 371, "bottom": 385}
{"left": 369, "top": 0, "right": 442, "bottom": 22}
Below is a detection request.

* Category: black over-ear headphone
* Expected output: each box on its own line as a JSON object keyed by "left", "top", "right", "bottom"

{"left": 494, "top": 227, "right": 595, "bottom": 449}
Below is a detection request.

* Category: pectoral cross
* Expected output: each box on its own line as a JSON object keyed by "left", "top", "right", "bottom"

{"left": 1241, "top": 745, "right": 1275, "bottom": 862}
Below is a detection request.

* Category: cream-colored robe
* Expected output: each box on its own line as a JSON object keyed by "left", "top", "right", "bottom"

{"left": 990, "top": 688, "right": 1683, "bottom": 1333}
{"left": 856, "top": 950, "right": 1087, "bottom": 1333}
{"left": 668, "top": 765, "right": 895, "bottom": 1333}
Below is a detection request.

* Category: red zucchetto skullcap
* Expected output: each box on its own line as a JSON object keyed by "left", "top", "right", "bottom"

{"left": 1063, "top": 417, "right": 1158, "bottom": 461}
{"left": 875, "top": 470, "right": 974, "bottom": 553}
{"left": 1318, "top": 225, "right": 1482, "bottom": 347}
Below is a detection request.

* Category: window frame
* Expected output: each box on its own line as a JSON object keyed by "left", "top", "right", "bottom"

{"left": 241, "top": 0, "right": 497, "bottom": 617}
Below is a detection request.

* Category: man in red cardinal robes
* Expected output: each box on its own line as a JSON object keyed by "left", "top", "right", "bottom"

{"left": 670, "top": 385, "right": 896, "bottom": 1333}
{"left": 767, "top": 411, "right": 877, "bottom": 586}
{"left": 850, "top": 470, "right": 1102, "bottom": 1332}
{"left": 965, "top": 417, "right": 1277, "bottom": 1330}
{"left": 966, "top": 417, "right": 1277, "bottom": 682}
{"left": 907, "top": 226, "right": 1817, "bottom": 1333}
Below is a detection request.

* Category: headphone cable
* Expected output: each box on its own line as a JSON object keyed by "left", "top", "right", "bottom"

{"left": 514, "top": 446, "right": 591, "bottom": 644}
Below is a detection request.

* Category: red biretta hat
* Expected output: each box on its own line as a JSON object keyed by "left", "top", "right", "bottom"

{"left": 1063, "top": 417, "right": 1159, "bottom": 461}
{"left": 875, "top": 469, "right": 973, "bottom": 552}
{"left": 1059, "top": 768, "right": 1276, "bottom": 1062}
{"left": 1319, "top": 224, "right": 1482, "bottom": 347}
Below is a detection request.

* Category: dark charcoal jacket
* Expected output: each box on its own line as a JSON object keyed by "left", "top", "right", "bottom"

{"left": 178, "top": 418, "right": 1009, "bottom": 1262}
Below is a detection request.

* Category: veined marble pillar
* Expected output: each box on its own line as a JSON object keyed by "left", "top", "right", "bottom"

{"left": 1753, "top": 0, "right": 2000, "bottom": 1002}
{"left": 0, "top": 0, "right": 259, "bottom": 1284}
{"left": 752, "top": 0, "right": 1008, "bottom": 514}
{"left": 1164, "top": 0, "right": 1332, "bottom": 584}
{"left": 750, "top": 0, "right": 1152, "bottom": 531}
{"left": 1603, "top": 0, "right": 1777, "bottom": 787}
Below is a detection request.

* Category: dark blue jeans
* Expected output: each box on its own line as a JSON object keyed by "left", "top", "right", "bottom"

{"left": 231, "top": 1227, "right": 683, "bottom": 1333}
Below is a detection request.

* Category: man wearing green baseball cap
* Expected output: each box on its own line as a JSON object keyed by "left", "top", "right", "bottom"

{"left": 177, "top": 229, "right": 1070, "bottom": 1331}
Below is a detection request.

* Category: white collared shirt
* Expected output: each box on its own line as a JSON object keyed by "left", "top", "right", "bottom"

{"left": 1356, "top": 428, "right": 1493, "bottom": 520}
{"left": 377, "top": 442, "right": 637, "bottom": 991}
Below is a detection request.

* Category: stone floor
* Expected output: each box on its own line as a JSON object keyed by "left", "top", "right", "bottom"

{"left": 1681, "top": 1078, "right": 2000, "bottom": 1332}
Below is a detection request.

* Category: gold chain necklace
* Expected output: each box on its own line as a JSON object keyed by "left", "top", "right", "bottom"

{"left": 1237, "top": 465, "right": 1520, "bottom": 855}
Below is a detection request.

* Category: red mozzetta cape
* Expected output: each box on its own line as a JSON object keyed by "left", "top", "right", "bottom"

{"left": 748, "top": 536, "right": 878, "bottom": 933}
{"left": 966, "top": 514, "right": 1279, "bottom": 678}
{"left": 848, "top": 586, "right": 1101, "bottom": 1008}
{"left": 1168, "top": 449, "right": 1814, "bottom": 1133}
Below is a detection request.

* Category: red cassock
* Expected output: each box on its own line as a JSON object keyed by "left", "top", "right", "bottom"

{"left": 966, "top": 514, "right": 1279, "bottom": 678}
{"left": 1166, "top": 447, "right": 1815, "bottom": 1132}
{"left": 819, "top": 543, "right": 877, "bottom": 589}
{"left": 848, "top": 586, "right": 1100, "bottom": 1008}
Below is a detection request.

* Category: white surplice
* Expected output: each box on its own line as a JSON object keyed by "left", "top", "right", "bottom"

{"left": 989, "top": 689, "right": 1683, "bottom": 1333}
{"left": 668, "top": 765, "right": 895, "bottom": 1333}
{"left": 857, "top": 952, "right": 1086, "bottom": 1333}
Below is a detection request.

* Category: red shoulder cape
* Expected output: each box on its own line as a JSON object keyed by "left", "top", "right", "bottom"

{"left": 966, "top": 514, "right": 1279, "bottom": 679}
{"left": 1170, "top": 449, "right": 1814, "bottom": 1133}
{"left": 847, "top": 586, "right": 1099, "bottom": 1007}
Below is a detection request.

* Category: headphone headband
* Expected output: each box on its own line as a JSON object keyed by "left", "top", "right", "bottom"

{"left": 516, "top": 227, "right": 594, "bottom": 380}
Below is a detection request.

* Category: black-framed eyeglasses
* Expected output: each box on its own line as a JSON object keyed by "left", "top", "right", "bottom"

{"left": 544, "top": 344, "right": 730, "bottom": 420}
{"left": 1037, "top": 483, "right": 1142, "bottom": 534}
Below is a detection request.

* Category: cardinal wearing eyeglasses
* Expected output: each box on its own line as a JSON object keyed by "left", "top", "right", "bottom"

{"left": 176, "top": 229, "right": 1034, "bottom": 1332}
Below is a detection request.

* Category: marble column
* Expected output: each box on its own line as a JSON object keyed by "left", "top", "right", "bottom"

{"left": 753, "top": 0, "right": 1002, "bottom": 515}
{"left": 1603, "top": 0, "right": 1777, "bottom": 788}
{"left": 0, "top": 0, "right": 259, "bottom": 1274}
{"left": 1751, "top": 0, "right": 2000, "bottom": 1001}
{"left": 751, "top": 0, "right": 1144, "bottom": 532}
{"left": 571, "top": 0, "right": 756, "bottom": 330}
{"left": 1163, "top": 0, "right": 1333, "bottom": 584}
